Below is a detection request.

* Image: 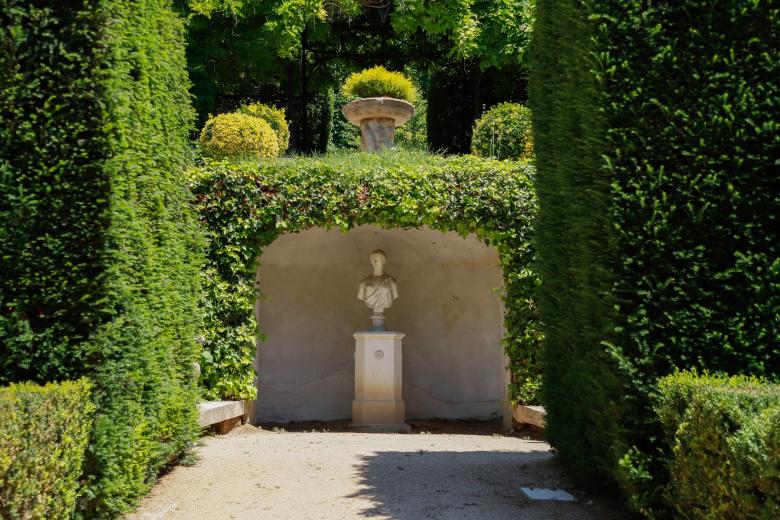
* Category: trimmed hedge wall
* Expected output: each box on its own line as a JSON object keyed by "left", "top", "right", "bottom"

{"left": 189, "top": 152, "right": 542, "bottom": 405}
{"left": 531, "top": 0, "right": 779, "bottom": 508}
{"left": 649, "top": 372, "right": 780, "bottom": 518}
{"left": 0, "top": 1, "right": 202, "bottom": 516}
{"left": 0, "top": 379, "right": 94, "bottom": 520}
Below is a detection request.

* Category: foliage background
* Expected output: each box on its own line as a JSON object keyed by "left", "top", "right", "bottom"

{"left": 530, "top": 0, "right": 779, "bottom": 513}
{"left": 180, "top": 1, "right": 534, "bottom": 153}
{"left": 0, "top": 1, "right": 203, "bottom": 516}
{"left": 189, "top": 152, "right": 542, "bottom": 405}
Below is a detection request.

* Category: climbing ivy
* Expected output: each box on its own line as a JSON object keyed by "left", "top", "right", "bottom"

{"left": 190, "top": 152, "right": 542, "bottom": 405}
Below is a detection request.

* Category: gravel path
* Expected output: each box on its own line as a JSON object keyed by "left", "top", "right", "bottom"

{"left": 127, "top": 424, "right": 627, "bottom": 520}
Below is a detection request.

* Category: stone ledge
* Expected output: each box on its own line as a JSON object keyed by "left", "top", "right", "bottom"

{"left": 512, "top": 404, "right": 546, "bottom": 428}
{"left": 198, "top": 400, "right": 245, "bottom": 429}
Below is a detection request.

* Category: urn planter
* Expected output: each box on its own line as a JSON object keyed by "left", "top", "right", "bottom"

{"left": 342, "top": 97, "right": 415, "bottom": 152}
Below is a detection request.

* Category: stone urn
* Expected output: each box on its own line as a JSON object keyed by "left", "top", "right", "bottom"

{"left": 342, "top": 97, "right": 415, "bottom": 152}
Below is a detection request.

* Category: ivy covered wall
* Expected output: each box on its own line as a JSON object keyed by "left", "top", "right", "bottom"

{"left": 189, "top": 152, "right": 542, "bottom": 407}
{"left": 0, "top": 1, "right": 203, "bottom": 516}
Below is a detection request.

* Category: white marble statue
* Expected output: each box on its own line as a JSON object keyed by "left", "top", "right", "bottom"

{"left": 357, "top": 249, "right": 399, "bottom": 330}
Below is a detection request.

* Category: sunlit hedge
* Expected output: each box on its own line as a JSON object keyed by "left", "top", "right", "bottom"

{"left": 200, "top": 112, "right": 279, "bottom": 159}
{"left": 471, "top": 103, "right": 533, "bottom": 160}
{"left": 0, "top": 380, "right": 93, "bottom": 520}
{"left": 238, "top": 103, "right": 290, "bottom": 154}
{"left": 635, "top": 372, "right": 780, "bottom": 518}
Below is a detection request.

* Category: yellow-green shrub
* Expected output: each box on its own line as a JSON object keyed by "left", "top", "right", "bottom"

{"left": 621, "top": 371, "right": 780, "bottom": 518}
{"left": 342, "top": 66, "right": 418, "bottom": 103}
{"left": 0, "top": 379, "right": 94, "bottom": 520}
{"left": 238, "top": 103, "right": 290, "bottom": 154}
{"left": 199, "top": 112, "right": 279, "bottom": 159}
{"left": 471, "top": 103, "right": 533, "bottom": 160}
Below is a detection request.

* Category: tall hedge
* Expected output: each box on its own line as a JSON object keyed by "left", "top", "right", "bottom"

{"left": 0, "top": 1, "right": 203, "bottom": 516}
{"left": 530, "top": 0, "right": 779, "bottom": 506}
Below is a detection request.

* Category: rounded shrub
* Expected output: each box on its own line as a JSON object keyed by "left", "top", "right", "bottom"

{"left": 471, "top": 102, "right": 533, "bottom": 160}
{"left": 238, "top": 103, "right": 290, "bottom": 154}
{"left": 199, "top": 113, "right": 279, "bottom": 159}
{"left": 342, "top": 66, "right": 418, "bottom": 103}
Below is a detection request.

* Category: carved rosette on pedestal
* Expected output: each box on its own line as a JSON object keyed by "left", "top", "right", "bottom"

{"left": 342, "top": 97, "right": 415, "bottom": 152}
{"left": 351, "top": 332, "right": 409, "bottom": 432}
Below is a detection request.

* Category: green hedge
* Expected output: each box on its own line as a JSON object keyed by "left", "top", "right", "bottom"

{"left": 471, "top": 102, "right": 533, "bottom": 160}
{"left": 0, "top": 379, "right": 94, "bottom": 520}
{"left": 189, "top": 152, "right": 542, "bottom": 405}
{"left": 633, "top": 372, "right": 780, "bottom": 518}
{"left": 530, "top": 0, "right": 779, "bottom": 504}
{"left": 0, "top": 1, "right": 202, "bottom": 516}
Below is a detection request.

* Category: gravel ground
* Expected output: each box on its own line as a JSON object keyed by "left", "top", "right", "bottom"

{"left": 126, "top": 423, "right": 629, "bottom": 520}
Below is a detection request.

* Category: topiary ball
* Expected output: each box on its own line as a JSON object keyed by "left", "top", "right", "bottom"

{"left": 238, "top": 103, "right": 290, "bottom": 155}
{"left": 199, "top": 112, "right": 279, "bottom": 159}
{"left": 342, "top": 66, "right": 418, "bottom": 103}
{"left": 471, "top": 103, "right": 534, "bottom": 160}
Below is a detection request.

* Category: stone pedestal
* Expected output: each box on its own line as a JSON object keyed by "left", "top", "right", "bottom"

{"left": 351, "top": 331, "right": 410, "bottom": 432}
{"left": 342, "top": 98, "right": 415, "bottom": 152}
{"left": 360, "top": 118, "right": 396, "bottom": 151}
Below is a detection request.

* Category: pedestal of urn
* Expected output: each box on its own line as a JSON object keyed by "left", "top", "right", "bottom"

{"left": 351, "top": 331, "right": 409, "bottom": 432}
{"left": 342, "top": 97, "right": 415, "bottom": 152}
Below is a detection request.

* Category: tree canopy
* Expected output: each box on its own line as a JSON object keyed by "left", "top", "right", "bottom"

{"left": 181, "top": 0, "right": 535, "bottom": 152}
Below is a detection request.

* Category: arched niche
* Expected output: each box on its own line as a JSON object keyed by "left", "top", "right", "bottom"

{"left": 255, "top": 225, "right": 505, "bottom": 422}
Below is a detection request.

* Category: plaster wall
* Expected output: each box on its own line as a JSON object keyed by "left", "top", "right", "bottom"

{"left": 255, "top": 225, "right": 505, "bottom": 422}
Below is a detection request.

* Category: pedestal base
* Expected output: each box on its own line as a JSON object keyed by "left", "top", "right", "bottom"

{"left": 349, "top": 422, "right": 412, "bottom": 433}
{"left": 352, "top": 331, "right": 408, "bottom": 430}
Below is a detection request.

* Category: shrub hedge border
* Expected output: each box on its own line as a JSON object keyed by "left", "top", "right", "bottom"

{"left": 190, "top": 153, "right": 542, "bottom": 405}
{"left": 651, "top": 372, "right": 780, "bottom": 518}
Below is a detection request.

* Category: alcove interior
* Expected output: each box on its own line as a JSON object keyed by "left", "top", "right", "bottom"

{"left": 254, "top": 225, "right": 505, "bottom": 422}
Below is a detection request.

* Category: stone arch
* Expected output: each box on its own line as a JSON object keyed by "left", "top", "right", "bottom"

{"left": 191, "top": 157, "right": 540, "bottom": 425}
{"left": 254, "top": 225, "right": 508, "bottom": 423}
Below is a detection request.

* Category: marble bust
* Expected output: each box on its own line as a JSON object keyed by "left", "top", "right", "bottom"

{"left": 357, "top": 249, "right": 399, "bottom": 330}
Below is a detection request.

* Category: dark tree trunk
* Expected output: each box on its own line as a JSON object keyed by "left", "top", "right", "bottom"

{"left": 427, "top": 61, "right": 481, "bottom": 154}
{"left": 300, "top": 26, "right": 310, "bottom": 153}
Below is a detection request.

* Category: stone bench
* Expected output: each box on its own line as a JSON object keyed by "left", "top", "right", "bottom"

{"left": 512, "top": 404, "right": 546, "bottom": 428}
{"left": 198, "top": 400, "right": 253, "bottom": 434}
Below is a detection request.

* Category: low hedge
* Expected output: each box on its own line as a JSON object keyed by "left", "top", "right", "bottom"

{"left": 0, "top": 379, "right": 94, "bottom": 520}
{"left": 625, "top": 372, "right": 780, "bottom": 518}
{"left": 189, "top": 151, "right": 542, "bottom": 405}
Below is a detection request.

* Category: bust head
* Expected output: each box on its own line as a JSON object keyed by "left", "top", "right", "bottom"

{"left": 369, "top": 249, "right": 387, "bottom": 274}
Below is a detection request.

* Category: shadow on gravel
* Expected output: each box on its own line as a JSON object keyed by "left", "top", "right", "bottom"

{"left": 348, "top": 450, "right": 629, "bottom": 520}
